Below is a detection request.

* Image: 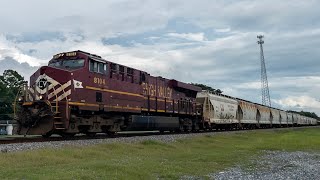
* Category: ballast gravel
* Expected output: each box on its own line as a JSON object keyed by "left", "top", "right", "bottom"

{"left": 1, "top": 127, "right": 317, "bottom": 153}
{"left": 210, "top": 151, "right": 320, "bottom": 180}
{"left": 0, "top": 132, "right": 226, "bottom": 153}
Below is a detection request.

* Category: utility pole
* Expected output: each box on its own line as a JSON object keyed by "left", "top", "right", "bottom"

{"left": 257, "top": 35, "right": 271, "bottom": 107}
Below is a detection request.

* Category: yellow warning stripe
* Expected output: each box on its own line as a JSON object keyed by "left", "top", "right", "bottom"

{"left": 86, "top": 86, "right": 144, "bottom": 98}
{"left": 104, "top": 105, "right": 141, "bottom": 111}
{"left": 68, "top": 102, "right": 177, "bottom": 113}
{"left": 22, "top": 102, "right": 33, "bottom": 106}
{"left": 69, "top": 102, "right": 99, "bottom": 107}
{"left": 69, "top": 102, "right": 141, "bottom": 111}
{"left": 144, "top": 97, "right": 173, "bottom": 103}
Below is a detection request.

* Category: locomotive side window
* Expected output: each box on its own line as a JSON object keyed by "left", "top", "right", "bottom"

{"left": 93, "top": 62, "right": 98, "bottom": 72}
{"left": 89, "top": 60, "right": 94, "bottom": 71}
{"left": 89, "top": 59, "right": 106, "bottom": 74}
{"left": 98, "top": 63, "right": 104, "bottom": 73}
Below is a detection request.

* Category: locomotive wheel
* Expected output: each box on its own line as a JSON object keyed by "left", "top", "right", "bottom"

{"left": 42, "top": 131, "right": 53, "bottom": 138}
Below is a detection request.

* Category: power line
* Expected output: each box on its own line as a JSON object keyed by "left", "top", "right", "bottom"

{"left": 257, "top": 35, "right": 271, "bottom": 107}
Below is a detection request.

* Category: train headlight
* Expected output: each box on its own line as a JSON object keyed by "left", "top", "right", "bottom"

{"left": 39, "top": 95, "right": 44, "bottom": 100}
{"left": 18, "top": 97, "right": 23, "bottom": 102}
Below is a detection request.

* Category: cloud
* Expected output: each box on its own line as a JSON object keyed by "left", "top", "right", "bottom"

{"left": 215, "top": 28, "right": 231, "bottom": 33}
{"left": 0, "top": 0, "right": 320, "bottom": 115}
{"left": 166, "top": 32, "right": 206, "bottom": 42}
{"left": 0, "top": 35, "right": 45, "bottom": 66}
{"left": 274, "top": 96, "right": 320, "bottom": 112}
{"left": 0, "top": 57, "right": 39, "bottom": 80}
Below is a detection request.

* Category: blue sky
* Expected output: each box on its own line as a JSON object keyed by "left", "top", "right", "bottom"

{"left": 0, "top": 0, "right": 320, "bottom": 114}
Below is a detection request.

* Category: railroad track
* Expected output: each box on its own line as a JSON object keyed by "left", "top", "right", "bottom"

{"left": 0, "top": 132, "right": 163, "bottom": 145}
{"left": 0, "top": 126, "right": 318, "bottom": 145}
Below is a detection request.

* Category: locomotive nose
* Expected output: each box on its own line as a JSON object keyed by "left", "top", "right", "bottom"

{"left": 40, "top": 66, "right": 47, "bottom": 74}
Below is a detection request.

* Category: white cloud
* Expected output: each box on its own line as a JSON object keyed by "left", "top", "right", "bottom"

{"left": 215, "top": 28, "right": 231, "bottom": 33}
{"left": 0, "top": 35, "right": 44, "bottom": 66}
{"left": 274, "top": 96, "right": 320, "bottom": 114}
{"left": 166, "top": 32, "right": 206, "bottom": 42}
{"left": 0, "top": 0, "right": 320, "bottom": 115}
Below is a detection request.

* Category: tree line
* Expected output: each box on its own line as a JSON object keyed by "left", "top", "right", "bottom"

{"left": 0, "top": 70, "right": 25, "bottom": 120}
{"left": 287, "top": 110, "right": 320, "bottom": 120}
{"left": 191, "top": 83, "right": 223, "bottom": 94}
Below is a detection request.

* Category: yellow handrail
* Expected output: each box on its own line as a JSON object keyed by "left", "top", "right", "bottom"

{"left": 13, "top": 83, "right": 27, "bottom": 118}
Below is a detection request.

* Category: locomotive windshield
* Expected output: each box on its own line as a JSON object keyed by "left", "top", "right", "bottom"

{"left": 49, "top": 59, "right": 85, "bottom": 69}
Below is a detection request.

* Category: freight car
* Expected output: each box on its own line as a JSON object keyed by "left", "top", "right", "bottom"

{"left": 14, "top": 50, "right": 318, "bottom": 137}
{"left": 15, "top": 50, "right": 202, "bottom": 137}
{"left": 196, "top": 91, "right": 318, "bottom": 129}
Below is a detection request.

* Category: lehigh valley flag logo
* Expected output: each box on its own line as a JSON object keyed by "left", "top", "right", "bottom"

{"left": 73, "top": 79, "right": 83, "bottom": 89}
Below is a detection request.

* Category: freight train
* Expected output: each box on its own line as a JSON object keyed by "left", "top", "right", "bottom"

{"left": 14, "top": 50, "right": 318, "bottom": 137}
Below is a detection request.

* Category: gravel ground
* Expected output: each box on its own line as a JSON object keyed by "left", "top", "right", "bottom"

{"left": 210, "top": 151, "right": 320, "bottom": 180}
{"left": 0, "top": 132, "right": 225, "bottom": 153}
{"left": 0, "top": 127, "right": 318, "bottom": 153}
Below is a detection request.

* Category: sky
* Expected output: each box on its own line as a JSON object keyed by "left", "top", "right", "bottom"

{"left": 0, "top": 0, "right": 320, "bottom": 114}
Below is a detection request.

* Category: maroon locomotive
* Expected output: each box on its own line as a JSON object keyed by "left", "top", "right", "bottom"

{"left": 15, "top": 50, "right": 202, "bottom": 137}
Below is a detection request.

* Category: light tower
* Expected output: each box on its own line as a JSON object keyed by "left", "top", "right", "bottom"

{"left": 257, "top": 35, "right": 271, "bottom": 107}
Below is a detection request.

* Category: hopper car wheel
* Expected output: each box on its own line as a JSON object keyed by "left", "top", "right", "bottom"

{"left": 106, "top": 131, "right": 116, "bottom": 137}
{"left": 60, "top": 133, "right": 76, "bottom": 138}
{"left": 86, "top": 132, "right": 96, "bottom": 137}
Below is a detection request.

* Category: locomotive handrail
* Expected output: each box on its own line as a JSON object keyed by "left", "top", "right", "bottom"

{"left": 47, "top": 78, "right": 69, "bottom": 120}
{"left": 13, "top": 76, "right": 69, "bottom": 120}
{"left": 13, "top": 83, "right": 27, "bottom": 119}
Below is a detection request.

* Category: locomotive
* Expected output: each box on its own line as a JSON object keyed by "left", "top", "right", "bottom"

{"left": 15, "top": 50, "right": 202, "bottom": 137}
{"left": 14, "top": 50, "right": 318, "bottom": 137}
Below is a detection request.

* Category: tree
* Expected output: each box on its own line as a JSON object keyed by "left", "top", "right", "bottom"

{"left": 0, "top": 70, "right": 25, "bottom": 96}
{"left": 191, "top": 83, "right": 223, "bottom": 94}
{"left": 287, "top": 110, "right": 319, "bottom": 120}
{"left": 0, "top": 70, "right": 25, "bottom": 118}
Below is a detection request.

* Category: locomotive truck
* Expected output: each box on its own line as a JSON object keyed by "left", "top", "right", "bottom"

{"left": 14, "top": 50, "right": 318, "bottom": 137}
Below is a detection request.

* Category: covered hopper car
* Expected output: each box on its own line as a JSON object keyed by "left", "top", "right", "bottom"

{"left": 196, "top": 91, "right": 318, "bottom": 129}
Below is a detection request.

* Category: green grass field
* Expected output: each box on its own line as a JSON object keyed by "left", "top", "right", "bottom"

{"left": 0, "top": 128, "right": 319, "bottom": 180}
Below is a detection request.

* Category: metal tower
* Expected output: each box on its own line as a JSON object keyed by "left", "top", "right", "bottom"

{"left": 257, "top": 35, "right": 271, "bottom": 107}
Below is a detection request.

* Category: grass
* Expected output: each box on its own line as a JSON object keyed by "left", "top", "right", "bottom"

{"left": 0, "top": 128, "right": 319, "bottom": 179}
